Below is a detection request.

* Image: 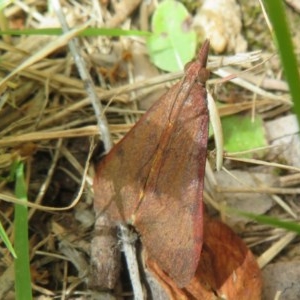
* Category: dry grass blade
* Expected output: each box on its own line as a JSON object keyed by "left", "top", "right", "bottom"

{"left": 226, "top": 156, "right": 300, "bottom": 173}
{"left": 0, "top": 23, "right": 89, "bottom": 89}
{"left": 257, "top": 232, "right": 297, "bottom": 268}
{"left": 213, "top": 68, "right": 291, "bottom": 104}
{"left": 0, "top": 125, "right": 132, "bottom": 146}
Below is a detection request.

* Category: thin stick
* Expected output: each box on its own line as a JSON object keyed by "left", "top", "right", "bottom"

{"left": 52, "top": 0, "right": 112, "bottom": 152}
{"left": 119, "top": 224, "right": 144, "bottom": 300}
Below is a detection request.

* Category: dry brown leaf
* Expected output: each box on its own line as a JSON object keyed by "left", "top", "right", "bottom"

{"left": 147, "top": 218, "right": 262, "bottom": 300}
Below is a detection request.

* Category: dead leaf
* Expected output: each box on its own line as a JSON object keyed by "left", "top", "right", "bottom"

{"left": 146, "top": 218, "right": 262, "bottom": 300}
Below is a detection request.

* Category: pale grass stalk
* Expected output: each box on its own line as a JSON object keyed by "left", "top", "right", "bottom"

{"left": 217, "top": 186, "right": 300, "bottom": 194}
{"left": 257, "top": 231, "right": 296, "bottom": 268}
{"left": 225, "top": 155, "right": 300, "bottom": 173}
{"left": 207, "top": 92, "right": 223, "bottom": 170}
{"left": 213, "top": 68, "right": 290, "bottom": 104}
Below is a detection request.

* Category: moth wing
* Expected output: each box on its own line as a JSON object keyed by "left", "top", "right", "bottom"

{"left": 94, "top": 41, "right": 209, "bottom": 287}
{"left": 134, "top": 82, "right": 208, "bottom": 287}
{"left": 94, "top": 82, "right": 181, "bottom": 223}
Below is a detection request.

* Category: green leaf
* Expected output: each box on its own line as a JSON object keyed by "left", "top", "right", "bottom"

{"left": 0, "top": 0, "right": 13, "bottom": 11}
{"left": 262, "top": 0, "right": 300, "bottom": 127}
{"left": 234, "top": 210, "right": 300, "bottom": 234}
{"left": 222, "top": 114, "right": 267, "bottom": 157}
{"left": 147, "top": 0, "right": 197, "bottom": 72}
{"left": 0, "top": 221, "right": 17, "bottom": 258}
{"left": 14, "top": 162, "right": 32, "bottom": 300}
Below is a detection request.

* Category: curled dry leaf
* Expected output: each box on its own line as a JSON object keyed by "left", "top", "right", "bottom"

{"left": 92, "top": 41, "right": 210, "bottom": 288}
{"left": 147, "top": 218, "right": 262, "bottom": 300}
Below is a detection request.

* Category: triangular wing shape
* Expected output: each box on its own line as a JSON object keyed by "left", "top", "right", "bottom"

{"left": 94, "top": 40, "right": 210, "bottom": 287}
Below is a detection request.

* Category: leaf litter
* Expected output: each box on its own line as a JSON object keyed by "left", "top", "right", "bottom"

{"left": 0, "top": 0, "right": 299, "bottom": 299}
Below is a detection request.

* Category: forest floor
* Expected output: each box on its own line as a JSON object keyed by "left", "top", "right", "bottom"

{"left": 0, "top": 1, "right": 300, "bottom": 299}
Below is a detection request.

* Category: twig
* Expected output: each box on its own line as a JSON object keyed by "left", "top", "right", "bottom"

{"left": 119, "top": 224, "right": 144, "bottom": 300}
{"left": 52, "top": 0, "right": 112, "bottom": 152}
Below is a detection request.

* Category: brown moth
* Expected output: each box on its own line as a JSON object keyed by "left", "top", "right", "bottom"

{"left": 93, "top": 40, "right": 210, "bottom": 288}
